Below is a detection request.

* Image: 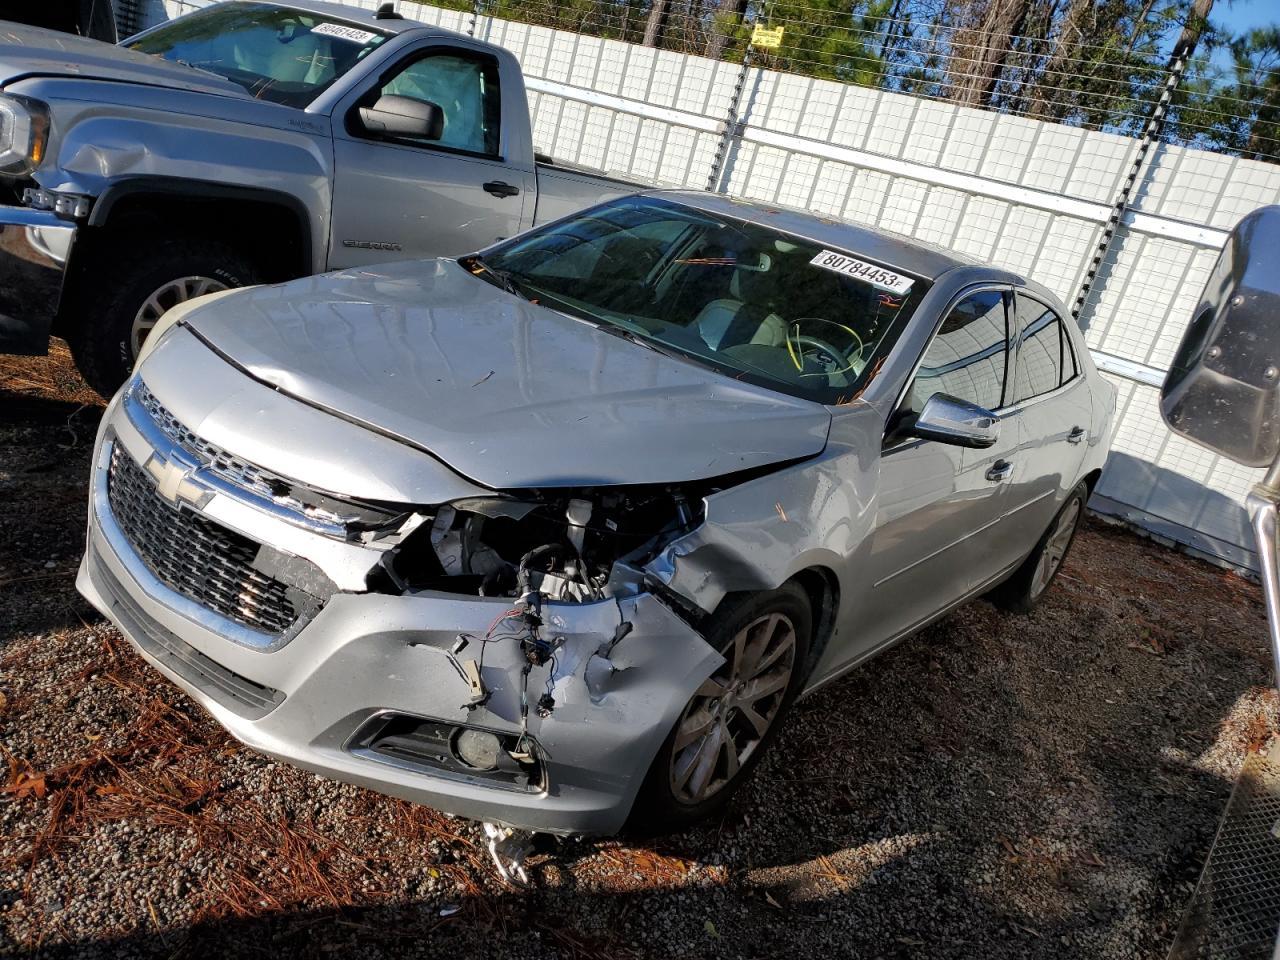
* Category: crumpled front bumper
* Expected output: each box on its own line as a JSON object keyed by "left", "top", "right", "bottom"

{"left": 76, "top": 391, "right": 722, "bottom": 836}
{"left": 0, "top": 205, "right": 74, "bottom": 355}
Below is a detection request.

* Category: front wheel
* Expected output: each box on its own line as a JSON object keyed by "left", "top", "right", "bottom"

{"left": 990, "top": 481, "right": 1088, "bottom": 614}
{"left": 69, "top": 238, "right": 259, "bottom": 396}
{"left": 628, "top": 582, "right": 811, "bottom": 834}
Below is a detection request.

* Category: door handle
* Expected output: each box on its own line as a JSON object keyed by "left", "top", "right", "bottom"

{"left": 1067, "top": 426, "right": 1086, "bottom": 445}
{"left": 483, "top": 181, "right": 520, "bottom": 198}
{"left": 985, "top": 459, "right": 1013, "bottom": 482}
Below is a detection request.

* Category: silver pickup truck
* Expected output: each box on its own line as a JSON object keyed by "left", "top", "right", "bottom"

{"left": 0, "top": 0, "right": 637, "bottom": 393}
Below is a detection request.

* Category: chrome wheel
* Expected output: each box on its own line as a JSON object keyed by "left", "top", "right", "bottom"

{"left": 1031, "top": 498, "right": 1081, "bottom": 599}
{"left": 668, "top": 612, "right": 797, "bottom": 805}
{"left": 129, "top": 275, "right": 228, "bottom": 359}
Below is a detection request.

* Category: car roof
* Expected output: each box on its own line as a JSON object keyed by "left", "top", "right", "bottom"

{"left": 648, "top": 190, "right": 982, "bottom": 282}
{"left": 244, "top": 0, "right": 441, "bottom": 36}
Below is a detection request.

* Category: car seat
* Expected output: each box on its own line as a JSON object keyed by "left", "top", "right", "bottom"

{"left": 694, "top": 261, "right": 787, "bottom": 351}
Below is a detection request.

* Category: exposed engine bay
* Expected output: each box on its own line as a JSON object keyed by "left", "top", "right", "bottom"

{"left": 371, "top": 487, "right": 704, "bottom": 603}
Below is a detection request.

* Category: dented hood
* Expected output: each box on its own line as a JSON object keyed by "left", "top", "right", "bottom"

{"left": 181, "top": 260, "right": 831, "bottom": 489}
{"left": 0, "top": 24, "right": 247, "bottom": 97}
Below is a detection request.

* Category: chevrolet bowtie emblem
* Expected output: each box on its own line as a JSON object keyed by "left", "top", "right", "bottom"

{"left": 145, "top": 453, "right": 207, "bottom": 506}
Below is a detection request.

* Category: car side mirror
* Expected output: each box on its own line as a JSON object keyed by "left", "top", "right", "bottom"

{"left": 1160, "top": 205, "right": 1280, "bottom": 468}
{"left": 908, "top": 394, "right": 1000, "bottom": 448}
{"left": 357, "top": 95, "right": 444, "bottom": 141}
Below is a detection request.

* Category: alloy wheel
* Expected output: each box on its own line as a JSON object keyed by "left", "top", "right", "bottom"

{"left": 668, "top": 612, "right": 797, "bottom": 804}
{"left": 1031, "top": 498, "right": 1081, "bottom": 599}
{"left": 129, "top": 275, "right": 228, "bottom": 359}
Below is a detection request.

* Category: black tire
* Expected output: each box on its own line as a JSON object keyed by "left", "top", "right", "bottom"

{"left": 627, "top": 581, "right": 812, "bottom": 835}
{"left": 990, "top": 481, "right": 1088, "bottom": 614}
{"left": 69, "top": 237, "right": 259, "bottom": 397}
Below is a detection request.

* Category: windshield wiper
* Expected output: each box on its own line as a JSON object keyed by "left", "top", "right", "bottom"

{"left": 461, "top": 256, "right": 691, "bottom": 363}
{"left": 172, "top": 58, "right": 230, "bottom": 81}
{"left": 463, "top": 255, "right": 529, "bottom": 298}
{"left": 588, "top": 321, "right": 690, "bottom": 363}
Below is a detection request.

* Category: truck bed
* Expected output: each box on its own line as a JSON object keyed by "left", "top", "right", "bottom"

{"left": 533, "top": 155, "right": 651, "bottom": 226}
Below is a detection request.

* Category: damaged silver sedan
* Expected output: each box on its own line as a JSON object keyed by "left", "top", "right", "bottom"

{"left": 77, "top": 191, "right": 1113, "bottom": 836}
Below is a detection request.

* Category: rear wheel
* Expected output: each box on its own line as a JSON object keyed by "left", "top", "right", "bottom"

{"left": 628, "top": 582, "right": 811, "bottom": 834}
{"left": 69, "top": 238, "right": 258, "bottom": 396}
{"left": 990, "top": 481, "right": 1088, "bottom": 614}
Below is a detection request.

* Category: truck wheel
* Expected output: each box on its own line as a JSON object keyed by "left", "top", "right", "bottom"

{"left": 70, "top": 239, "right": 259, "bottom": 396}
{"left": 627, "top": 582, "right": 811, "bottom": 835}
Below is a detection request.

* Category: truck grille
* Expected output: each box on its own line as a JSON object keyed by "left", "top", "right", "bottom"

{"left": 1169, "top": 746, "right": 1280, "bottom": 959}
{"left": 107, "top": 445, "right": 302, "bottom": 636}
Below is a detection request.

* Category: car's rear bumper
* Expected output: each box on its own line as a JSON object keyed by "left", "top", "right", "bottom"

{"left": 77, "top": 389, "right": 720, "bottom": 836}
{"left": 0, "top": 205, "right": 74, "bottom": 355}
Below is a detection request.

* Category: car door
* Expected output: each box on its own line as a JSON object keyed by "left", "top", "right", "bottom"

{"left": 861, "top": 286, "right": 1020, "bottom": 648}
{"left": 988, "top": 292, "right": 1093, "bottom": 563}
{"left": 328, "top": 43, "right": 534, "bottom": 269}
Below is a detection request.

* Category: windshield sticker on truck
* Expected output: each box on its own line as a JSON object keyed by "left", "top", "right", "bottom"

{"left": 312, "top": 22, "right": 379, "bottom": 43}
{"left": 809, "top": 250, "right": 915, "bottom": 295}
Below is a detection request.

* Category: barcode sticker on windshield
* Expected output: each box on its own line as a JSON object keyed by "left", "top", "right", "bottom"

{"left": 809, "top": 250, "right": 915, "bottom": 295}
{"left": 312, "top": 22, "right": 378, "bottom": 43}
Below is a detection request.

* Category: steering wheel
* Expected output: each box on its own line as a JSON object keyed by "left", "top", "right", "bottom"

{"left": 790, "top": 334, "right": 864, "bottom": 380}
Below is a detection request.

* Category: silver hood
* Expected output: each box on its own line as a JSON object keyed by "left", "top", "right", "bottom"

{"left": 180, "top": 260, "right": 831, "bottom": 490}
{"left": 0, "top": 24, "right": 247, "bottom": 97}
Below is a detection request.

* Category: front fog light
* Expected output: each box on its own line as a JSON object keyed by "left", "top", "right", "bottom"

{"left": 453, "top": 728, "right": 503, "bottom": 770}
{"left": 351, "top": 714, "right": 544, "bottom": 788}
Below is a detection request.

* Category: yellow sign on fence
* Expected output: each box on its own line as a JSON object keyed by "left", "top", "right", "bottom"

{"left": 750, "top": 25, "right": 785, "bottom": 49}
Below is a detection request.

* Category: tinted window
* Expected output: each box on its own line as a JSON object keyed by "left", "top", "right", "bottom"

{"left": 474, "top": 196, "right": 932, "bottom": 405}
{"left": 1013, "top": 296, "right": 1074, "bottom": 402}
{"left": 515, "top": 217, "right": 691, "bottom": 285}
{"left": 129, "top": 3, "right": 389, "bottom": 108}
{"left": 380, "top": 53, "right": 501, "bottom": 155}
{"left": 908, "top": 290, "right": 1008, "bottom": 413}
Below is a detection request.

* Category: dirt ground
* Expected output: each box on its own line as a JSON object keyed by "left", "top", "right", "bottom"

{"left": 1, "top": 344, "right": 1275, "bottom": 960}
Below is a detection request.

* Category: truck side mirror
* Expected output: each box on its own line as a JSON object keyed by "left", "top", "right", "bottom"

{"left": 357, "top": 95, "right": 444, "bottom": 141}
{"left": 1160, "top": 205, "right": 1280, "bottom": 468}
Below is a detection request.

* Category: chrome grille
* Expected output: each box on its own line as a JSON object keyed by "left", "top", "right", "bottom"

{"left": 135, "top": 381, "right": 290, "bottom": 502}
{"left": 91, "top": 545, "right": 285, "bottom": 720}
{"left": 107, "top": 444, "right": 302, "bottom": 636}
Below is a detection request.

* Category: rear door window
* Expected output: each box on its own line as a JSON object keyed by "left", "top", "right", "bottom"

{"left": 1013, "top": 295, "right": 1076, "bottom": 403}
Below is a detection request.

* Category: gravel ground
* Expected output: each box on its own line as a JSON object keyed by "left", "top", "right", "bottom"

{"left": 1, "top": 345, "right": 1276, "bottom": 960}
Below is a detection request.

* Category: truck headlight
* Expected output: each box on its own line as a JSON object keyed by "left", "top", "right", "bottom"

{"left": 0, "top": 95, "right": 50, "bottom": 176}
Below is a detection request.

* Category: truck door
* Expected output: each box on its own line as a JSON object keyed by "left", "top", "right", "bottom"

{"left": 328, "top": 43, "right": 534, "bottom": 269}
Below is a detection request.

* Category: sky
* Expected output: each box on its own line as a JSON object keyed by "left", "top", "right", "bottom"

{"left": 1213, "top": 0, "right": 1278, "bottom": 37}
{"left": 1201, "top": 0, "right": 1276, "bottom": 71}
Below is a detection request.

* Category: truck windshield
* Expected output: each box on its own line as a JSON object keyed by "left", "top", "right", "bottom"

{"left": 472, "top": 196, "right": 932, "bottom": 405}
{"left": 128, "top": 2, "right": 390, "bottom": 108}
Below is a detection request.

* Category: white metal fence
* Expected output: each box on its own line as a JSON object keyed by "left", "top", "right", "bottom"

{"left": 132, "top": 0, "right": 1280, "bottom": 570}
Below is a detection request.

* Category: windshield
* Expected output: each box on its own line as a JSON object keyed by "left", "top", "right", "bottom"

{"left": 473, "top": 196, "right": 932, "bottom": 405}
{"left": 127, "top": 2, "right": 390, "bottom": 107}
